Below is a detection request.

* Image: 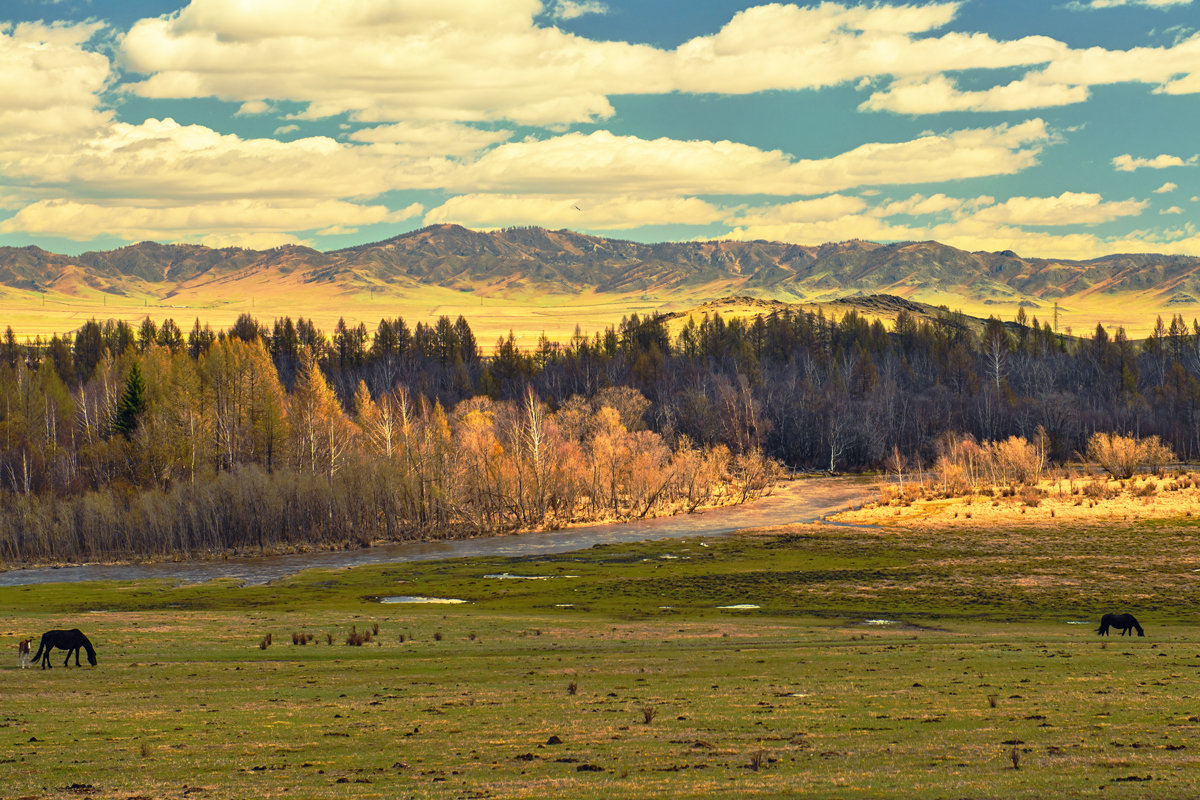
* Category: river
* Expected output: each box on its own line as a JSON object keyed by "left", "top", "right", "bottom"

{"left": 0, "top": 476, "right": 876, "bottom": 587}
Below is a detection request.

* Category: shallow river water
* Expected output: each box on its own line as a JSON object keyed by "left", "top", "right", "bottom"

{"left": 0, "top": 476, "right": 875, "bottom": 587}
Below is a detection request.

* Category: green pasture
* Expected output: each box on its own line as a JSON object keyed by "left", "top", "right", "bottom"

{"left": 4, "top": 520, "right": 1200, "bottom": 799}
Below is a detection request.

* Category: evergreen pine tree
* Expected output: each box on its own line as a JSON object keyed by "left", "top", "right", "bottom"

{"left": 112, "top": 362, "right": 147, "bottom": 439}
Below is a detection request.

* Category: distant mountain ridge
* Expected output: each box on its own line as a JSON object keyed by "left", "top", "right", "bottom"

{"left": 2, "top": 224, "right": 1198, "bottom": 307}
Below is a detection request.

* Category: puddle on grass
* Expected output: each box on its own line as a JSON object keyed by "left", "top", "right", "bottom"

{"left": 379, "top": 596, "right": 468, "bottom": 604}
{"left": 717, "top": 604, "right": 761, "bottom": 610}
{"left": 863, "top": 619, "right": 897, "bottom": 626}
{"left": 483, "top": 573, "right": 579, "bottom": 580}
{"left": 1066, "top": 620, "right": 1094, "bottom": 625}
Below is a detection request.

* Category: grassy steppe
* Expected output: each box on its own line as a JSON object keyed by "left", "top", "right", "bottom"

{"left": 0, "top": 284, "right": 678, "bottom": 349}
{"left": 8, "top": 280, "right": 1198, "bottom": 345}
{"left": 4, "top": 519, "right": 1200, "bottom": 799}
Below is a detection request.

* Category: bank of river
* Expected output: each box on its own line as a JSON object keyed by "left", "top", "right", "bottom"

{"left": 0, "top": 476, "right": 875, "bottom": 587}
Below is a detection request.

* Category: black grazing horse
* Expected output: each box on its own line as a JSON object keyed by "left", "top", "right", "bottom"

{"left": 1096, "top": 613, "right": 1144, "bottom": 637}
{"left": 33, "top": 629, "right": 98, "bottom": 669}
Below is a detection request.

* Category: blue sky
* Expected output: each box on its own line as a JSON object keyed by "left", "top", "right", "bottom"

{"left": 0, "top": 0, "right": 1197, "bottom": 258}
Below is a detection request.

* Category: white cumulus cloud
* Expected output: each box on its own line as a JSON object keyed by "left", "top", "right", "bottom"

{"left": 548, "top": 0, "right": 608, "bottom": 20}
{"left": 1113, "top": 153, "right": 1199, "bottom": 170}
{"left": 121, "top": 0, "right": 668, "bottom": 126}
{"left": 860, "top": 74, "right": 1088, "bottom": 114}
{"left": 1068, "top": 0, "right": 1194, "bottom": 9}
{"left": 349, "top": 121, "right": 514, "bottom": 157}
{"left": 0, "top": 197, "right": 415, "bottom": 247}
{"left": 965, "top": 192, "right": 1148, "bottom": 226}
{"left": 0, "top": 21, "right": 112, "bottom": 135}
{"left": 425, "top": 193, "right": 724, "bottom": 230}
{"left": 449, "top": 121, "right": 1052, "bottom": 197}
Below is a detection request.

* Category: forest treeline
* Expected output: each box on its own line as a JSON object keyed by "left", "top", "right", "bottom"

{"left": 0, "top": 314, "right": 775, "bottom": 565}
{"left": 3, "top": 302, "right": 1200, "bottom": 564}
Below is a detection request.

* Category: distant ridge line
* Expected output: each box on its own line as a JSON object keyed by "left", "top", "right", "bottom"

{"left": 1, "top": 224, "right": 1198, "bottom": 307}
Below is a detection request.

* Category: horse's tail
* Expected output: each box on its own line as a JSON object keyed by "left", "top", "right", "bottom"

{"left": 32, "top": 635, "right": 46, "bottom": 662}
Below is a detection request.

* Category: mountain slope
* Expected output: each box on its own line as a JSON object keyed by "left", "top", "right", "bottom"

{"left": 2, "top": 224, "right": 1198, "bottom": 311}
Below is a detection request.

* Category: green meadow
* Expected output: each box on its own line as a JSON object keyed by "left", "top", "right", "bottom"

{"left": 4, "top": 520, "right": 1200, "bottom": 799}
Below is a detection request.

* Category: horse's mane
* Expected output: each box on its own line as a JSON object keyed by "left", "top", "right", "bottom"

{"left": 74, "top": 630, "right": 97, "bottom": 658}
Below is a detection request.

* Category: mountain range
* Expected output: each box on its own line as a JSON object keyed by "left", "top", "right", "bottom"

{"left": 1, "top": 225, "right": 1197, "bottom": 339}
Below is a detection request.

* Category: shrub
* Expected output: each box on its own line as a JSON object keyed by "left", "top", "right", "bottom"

{"left": 990, "top": 435, "right": 1045, "bottom": 486}
{"left": 1133, "top": 480, "right": 1157, "bottom": 497}
{"left": 936, "top": 461, "right": 969, "bottom": 496}
{"left": 1019, "top": 486, "right": 1042, "bottom": 507}
{"left": 1088, "top": 432, "right": 1175, "bottom": 479}
{"left": 936, "top": 431, "right": 1046, "bottom": 489}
